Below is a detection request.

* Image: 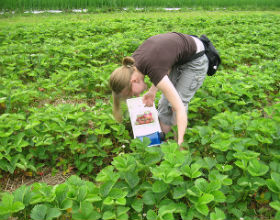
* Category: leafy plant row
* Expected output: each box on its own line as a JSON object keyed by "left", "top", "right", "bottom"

{"left": 1, "top": 140, "right": 280, "bottom": 220}
{"left": 0, "top": 103, "right": 130, "bottom": 175}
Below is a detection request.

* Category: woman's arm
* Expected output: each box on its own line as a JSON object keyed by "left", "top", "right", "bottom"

{"left": 156, "top": 75, "right": 187, "bottom": 145}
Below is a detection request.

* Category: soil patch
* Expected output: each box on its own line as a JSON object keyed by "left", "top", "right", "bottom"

{"left": 1, "top": 168, "right": 75, "bottom": 192}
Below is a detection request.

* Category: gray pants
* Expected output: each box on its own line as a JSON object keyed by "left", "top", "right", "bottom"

{"left": 158, "top": 54, "right": 208, "bottom": 126}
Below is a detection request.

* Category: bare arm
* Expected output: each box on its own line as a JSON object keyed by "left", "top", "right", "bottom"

{"left": 156, "top": 75, "right": 187, "bottom": 145}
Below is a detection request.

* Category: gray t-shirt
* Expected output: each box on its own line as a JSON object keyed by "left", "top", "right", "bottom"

{"left": 132, "top": 32, "right": 197, "bottom": 86}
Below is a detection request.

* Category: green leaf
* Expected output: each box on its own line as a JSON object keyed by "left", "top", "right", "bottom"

{"left": 208, "top": 181, "right": 222, "bottom": 192}
{"left": 116, "top": 197, "right": 126, "bottom": 205}
{"left": 25, "top": 120, "right": 40, "bottom": 129}
{"left": 162, "top": 213, "right": 174, "bottom": 220}
{"left": 117, "top": 206, "right": 130, "bottom": 216}
{"left": 30, "top": 183, "right": 55, "bottom": 204}
{"left": 195, "top": 178, "right": 221, "bottom": 193}
{"left": 103, "top": 211, "right": 116, "bottom": 220}
{"left": 112, "top": 155, "right": 136, "bottom": 172}
{"left": 103, "top": 197, "right": 114, "bottom": 206}
{"left": 150, "top": 164, "right": 181, "bottom": 184}
{"left": 181, "top": 208, "right": 194, "bottom": 220}
{"left": 0, "top": 193, "right": 25, "bottom": 215}
{"left": 124, "top": 171, "right": 139, "bottom": 188}
{"left": 238, "top": 176, "right": 251, "bottom": 187}
{"left": 30, "top": 204, "right": 47, "bottom": 220}
{"left": 117, "top": 213, "right": 129, "bottom": 220}
{"left": 229, "top": 208, "right": 242, "bottom": 218}
{"left": 226, "top": 195, "right": 236, "bottom": 204}
{"left": 235, "top": 160, "right": 247, "bottom": 170}
{"left": 46, "top": 208, "right": 62, "bottom": 220}
{"left": 212, "top": 191, "right": 226, "bottom": 203}
{"left": 30, "top": 204, "right": 61, "bottom": 220}
{"left": 198, "top": 126, "right": 212, "bottom": 143}
{"left": 198, "top": 193, "right": 214, "bottom": 204}
{"left": 143, "top": 191, "right": 156, "bottom": 205}
{"left": 222, "top": 178, "right": 232, "bottom": 185}
{"left": 195, "top": 178, "right": 208, "bottom": 193}
{"left": 109, "top": 188, "right": 127, "bottom": 199}
{"left": 30, "top": 205, "right": 61, "bottom": 220}
{"left": 266, "top": 179, "right": 280, "bottom": 193}
{"left": 60, "top": 200, "right": 72, "bottom": 210}
{"left": 100, "top": 181, "right": 116, "bottom": 197}
{"left": 164, "top": 151, "right": 186, "bottom": 167}
{"left": 216, "top": 164, "right": 233, "bottom": 172}
{"left": 233, "top": 150, "right": 259, "bottom": 161}
{"left": 210, "top": 139, "right": 231, "bottom": 151}
{"left": 72, "top": 202, "right": 100, "bottom": 220}
{"left": 181, "top": 163, "right": 202, "bottom": 179}
{"left": 271, "top": 172, "right": 280, "bottom": 186}
{"left": 66, "top": 175, "right": 84, "bottom": 186}
{"left": 96, "top": 166, "right": 119, "bottom": 182}
{"left": 13, "top": 185, "right": 32, "bottom": 206}
{"left": 187, "top": 186, "right": 202, "bottom": 197}
{"left": 77, "top": 185, "right": 87, "bottom": 202}
{"left": 152, "top": 181, "right": 168, "bottom": 193}
{"left": 270, "top": 201, "right": 280, "bottom": 212}
{"left": 158, "top": 203, "right": 177, "bottom": 217}
{"left": 144, "top": 151, "right": 162, "bottom": 166}
{"left": 161, "top": 142, "right": 178, "bottom": 154}
{"left": 173, "top": 186, "right": 187, "bottom": 199}
{"left": 147, "top": 210, "right": 157, "bottom": 220}
{"left": 131, "top": 199, "right": 143, "bottom": 213}
{"left": 248, "top": 159, "right": 269, "bottom": 176}
{"left": 195, "top": 203, "right": 209, "bottom": 216}
{"left": 204, "top": 157, "right": 217, "bottom": 170}
{"left": 85, "top": 194, "right": 102, "bottom": 203}
{"left": 210, "top": 208, "right": 226, "bottom": 220}
{"left": 55, "top": 184, "right": 68, "bottom": 207}
{"left": 275, "top": 211, "right": 280, "bottom": 220}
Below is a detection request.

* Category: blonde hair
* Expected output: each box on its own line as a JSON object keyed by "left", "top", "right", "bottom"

{"left": 110, "top": 57, "right": 135, "bottom": 121}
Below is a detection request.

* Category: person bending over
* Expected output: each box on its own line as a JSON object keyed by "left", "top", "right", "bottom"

{"left": 109, "top": 32, "right": 208, "bottom": 146}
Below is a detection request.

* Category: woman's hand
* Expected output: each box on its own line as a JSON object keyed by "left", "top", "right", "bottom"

{"left": 142, "top": 85, "right": 158, "bottom": 107}
{"left": 178, "top": 138, "right": 184, "bottom": 146}
{"left": 143, "top": 92, "right": 155, "bottom": 107}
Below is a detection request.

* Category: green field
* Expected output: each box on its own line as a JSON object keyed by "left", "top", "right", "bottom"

{"left": 1, "top": 0, "right": 280, "bottom": 11}
{"left": 0, "top": 11, "right": 280, "bottom": 220}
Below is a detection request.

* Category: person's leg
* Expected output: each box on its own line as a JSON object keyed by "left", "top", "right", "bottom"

{"left": 171, "top": 54, "right": 208, "bottom": 120}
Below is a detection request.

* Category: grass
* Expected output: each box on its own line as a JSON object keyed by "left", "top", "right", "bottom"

{"left": 1, "top": 10, "right": 280, "bottom": 24}
{"left": 1, "top": 0, "right": 280, "bottom": 11}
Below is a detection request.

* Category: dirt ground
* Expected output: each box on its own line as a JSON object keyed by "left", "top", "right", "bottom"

{"left": 1, "top": 168, "right": 75, "bottom": 192}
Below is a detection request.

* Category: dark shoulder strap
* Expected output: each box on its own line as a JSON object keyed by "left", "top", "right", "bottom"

{"left": 172, "top": 32, "right": 205, "bottom": 61}
{"left": 187, "top": 50, "right": 205, "bottom": 62}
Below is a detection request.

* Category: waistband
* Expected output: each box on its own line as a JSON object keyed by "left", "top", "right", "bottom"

{"left": 191, "top": 36, "right": 204, "bottom": 53}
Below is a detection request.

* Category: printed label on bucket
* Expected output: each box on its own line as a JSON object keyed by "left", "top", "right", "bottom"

{"left": 126, "top": 97, "right": 162, "bottom": 138}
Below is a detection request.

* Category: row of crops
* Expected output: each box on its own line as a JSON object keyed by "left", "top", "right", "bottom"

{"left": 0, "top": 11, "right": 280, "bottom": 220}
{"left": 1, "top": 0, "right": 280, "bottom": 11}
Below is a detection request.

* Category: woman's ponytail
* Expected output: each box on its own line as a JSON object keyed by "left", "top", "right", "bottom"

{"left": 122, "top": 57, "right": 135, "bottom": 68}
{"left": 112, "top": 92, "right": 122, "bottom": 122}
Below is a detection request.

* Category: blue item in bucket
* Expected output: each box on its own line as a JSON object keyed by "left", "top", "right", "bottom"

{"left": 137, "top": 132, "right": 165, "bottom": 146}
